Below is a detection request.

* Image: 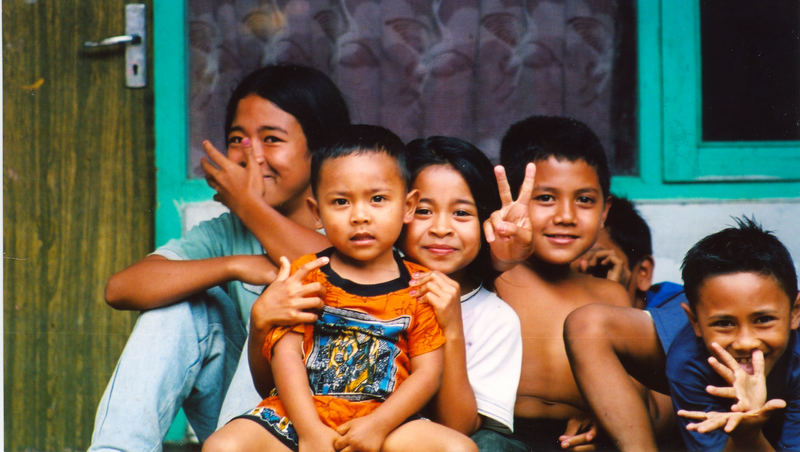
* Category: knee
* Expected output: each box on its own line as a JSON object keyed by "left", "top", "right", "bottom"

{"left": 564, "top": 303, "right": 613, "bottom": 347}
{"left": 201, "top": 432, "right": 239, "bottom": 452}
{"left": 444, "top": 436, "right": 479, "bottom": 452}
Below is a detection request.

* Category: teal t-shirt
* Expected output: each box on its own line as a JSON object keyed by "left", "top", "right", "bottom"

{"left": 153, "top": 212, "right": 265, "bottom": 325}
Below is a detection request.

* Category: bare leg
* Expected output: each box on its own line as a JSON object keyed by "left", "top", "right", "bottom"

{"left": 202, "top": 418, "right": 291, "bottom": 452}
{"left": 382, "top": 419, "right": 478, "bottom": 452}
{"left": 564, "top": 304, "right": 670, "bottom": 452}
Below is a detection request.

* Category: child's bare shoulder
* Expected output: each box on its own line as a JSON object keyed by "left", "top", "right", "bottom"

{"left": 573, "top": 271, "right": 632, "bottom": 307}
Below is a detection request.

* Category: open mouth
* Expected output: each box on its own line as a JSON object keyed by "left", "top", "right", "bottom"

{"left": 735, "top": 357, "right": 756, "bottom": 375}
{"left": 350, "top": 232, "right": 375, "bottom": 244}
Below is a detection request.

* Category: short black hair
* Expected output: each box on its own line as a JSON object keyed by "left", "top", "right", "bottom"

{"left": 682, "top": 217, "right": 798, "bottom": 310}
{"left": 225, "top": 64, "right": 351, "bottom": 155}
{"left": 310, "top": 124, "right": 409, "bottom": 195}
{"left": 406, "top": 136, "right": 501, "bottom": 288}
{"left": 605, "top": 195, "right": 653, "bottom": 269}
{"left": 499, "top": 115, "right": 610, "bottom": 198}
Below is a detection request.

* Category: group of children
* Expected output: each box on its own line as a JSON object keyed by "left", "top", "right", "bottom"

{"left": 91, "top": 64, "right": 799, "bottom": 452}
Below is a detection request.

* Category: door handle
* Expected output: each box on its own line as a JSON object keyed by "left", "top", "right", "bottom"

{"left": 83, "top": 4, "right": 146, "bottom": 88}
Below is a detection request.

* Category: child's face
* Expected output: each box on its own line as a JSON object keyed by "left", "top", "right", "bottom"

{"left": 684, "top": 272, "right": 800, "bottom": 375}
{"left": 402, "top": 164, "right": 481, "bottom": 280}
{"left": 309, "top": 152, "right": 417, "bottom": 263}
{"left": 226, "top": 94, "right": 311, "bottom": 214}
{"left": 528, "top": 156, "right": 609, "bottom": 266}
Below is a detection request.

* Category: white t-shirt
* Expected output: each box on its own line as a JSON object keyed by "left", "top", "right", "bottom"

{"left": 461, "top": 286, "right": 522, "bottom": 432}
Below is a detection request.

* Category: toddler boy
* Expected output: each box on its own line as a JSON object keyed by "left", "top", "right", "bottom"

{"left": 204, "top": 125, "right": 477, "bottom": 452}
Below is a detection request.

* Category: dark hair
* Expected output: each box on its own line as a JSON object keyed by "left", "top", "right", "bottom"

{"left": 499, "top": 115, "right": 610, "bottom": 198}
{"left": 681, "top": 217, "right": 798, "bottom": 310}
{"left": 224, "top": 64, "right": 351, "bottom": 154}
{"left": 310, "top": 124, "right": 409, "bottom": 195}
{"left": 406, "top": 136, "right": 502, "bottom": 288}
{"left": 605, "top": 195, "right": 653, "bottom": 269}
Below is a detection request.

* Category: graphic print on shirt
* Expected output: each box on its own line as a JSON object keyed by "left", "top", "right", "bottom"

{"left": 306, "top": 305, "right": 409, "bottom": 401}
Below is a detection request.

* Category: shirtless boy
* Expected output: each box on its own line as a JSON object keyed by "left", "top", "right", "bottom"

{"left": 486, "top": 115, "right": 631, "bottom": 450}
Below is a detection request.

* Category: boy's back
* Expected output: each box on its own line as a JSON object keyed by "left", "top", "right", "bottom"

{"left": 497, "top": 262, "right": 630, "bottom": 417}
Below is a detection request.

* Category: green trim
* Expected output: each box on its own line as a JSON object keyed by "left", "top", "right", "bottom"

{"left": 154, "top": 0, "right": 214, "bottom": 246}
{"left": 656, "top": 0, "right": 800, "bottom": 185}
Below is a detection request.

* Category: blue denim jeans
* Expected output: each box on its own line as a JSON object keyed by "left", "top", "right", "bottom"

{"left": 471, "top": 428, "right": 530, "bottom": 452}
{"left": 89, "top": 287, "right": 260, "bottom": 451}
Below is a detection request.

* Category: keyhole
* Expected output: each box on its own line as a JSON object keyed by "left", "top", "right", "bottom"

{"left": 132, "top": 64, "right": 138, "bottom": 75}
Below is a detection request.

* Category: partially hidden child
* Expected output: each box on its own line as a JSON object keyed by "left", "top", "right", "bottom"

{"left": 204, "top": 125, "right": 477, "bottom": 452}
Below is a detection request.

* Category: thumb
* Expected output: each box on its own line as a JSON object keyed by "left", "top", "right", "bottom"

{"left": 275, "top": 256, "right": 292, "bottom": 281}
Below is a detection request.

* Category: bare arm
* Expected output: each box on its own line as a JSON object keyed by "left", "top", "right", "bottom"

{"left": 248, "top": 256, "right": 327, "bottom": 397}
{"left": 201, "top": 140, "right": 329, "bottom": 261}
{"left": 105, "top": 254, "right": 277, "bottom": 310}
{"left": 272, "top": 331, "right": 339, "bottom": 452}
{"left": 411, "top": 271, "right": 480, "bottom": 434}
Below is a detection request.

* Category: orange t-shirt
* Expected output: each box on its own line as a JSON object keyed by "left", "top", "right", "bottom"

{"left": 256, "top": 248, "right": 445, "bottom": 429}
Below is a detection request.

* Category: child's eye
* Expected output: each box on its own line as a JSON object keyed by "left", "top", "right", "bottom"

{"left": 534, "top": 194, "right": 555, "bottom": 203}
{"left": 710, "top": 319, "right": 735, "bottom": 328}
{"left": 453, "top": 209, "right": 473, "bottom": 217}
{"left": 754, "top": 315, "right": 777, "bottom": 325}
{"left": 227, "top": 135, "right": 243, "bottom": 146}
{"left": 415, "top": 207, "right": 432, "bottom": 216}
{"left": 333, "top": 198, "right": 349, "bottom": 206}
{"left": 263, "top": 135, "right": 282, "bottom": 144}
{"left": 576, "top": 196, "right": 596, "bottom": 205}
{"left": 371, "top": 195, "right": 386, "bottom": 203}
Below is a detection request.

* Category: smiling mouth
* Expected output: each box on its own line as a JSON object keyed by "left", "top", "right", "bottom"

{"left": 423, "top": 245, "right": 457, "bottom": 256}
{"left": 545, "top": 233, "right": 578, "bottom": 244}
{"left": 350, "top": 232, "right": 375, "bottom": 243}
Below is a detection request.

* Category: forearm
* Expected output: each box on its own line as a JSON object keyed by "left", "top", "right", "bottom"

{"left": 433, "top": 330, "right": 480, "bottom": 434}
{"left": 248, "top": 325, "right": 274, "bottom": 398}
{"left": 234, "top": 195, "right": 329, "bottom": 261}
{"left": 369, "top": 349, "right": 444, "bottom": 434}
{"left": 104, "top": 255, "right": 241, "bottom": 310}
{"left": 723, "top": 428, "right": 774, "bottom": 452}
{"left": 272, "top": 333, "right": 326, "bottom": 437}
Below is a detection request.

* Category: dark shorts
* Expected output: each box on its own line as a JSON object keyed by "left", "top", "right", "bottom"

{"left": 645, "top": 285, "right": 691, "bottom": 355}
{"left": 237, "top": 407, "right": 299, "bottom": 451}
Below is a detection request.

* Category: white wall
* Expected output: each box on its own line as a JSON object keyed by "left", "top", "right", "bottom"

{"left": 637, "top": 199, "right": 800, "bottom": 285}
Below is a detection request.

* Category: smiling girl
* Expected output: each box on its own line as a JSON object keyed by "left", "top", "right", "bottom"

{"left": 403, "top": 136, "right": 523, "bottom": 448}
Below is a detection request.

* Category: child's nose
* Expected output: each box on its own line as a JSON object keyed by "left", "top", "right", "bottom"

{"left": 430, "top": 213, "right": 452, "bottom": 237}
{"left": 350, "top": 204, "right": 370, "bottom": 224}
{"left": 731, "top": 327, "right": 760, "bottom": 351}
{"left": 554, "top": 200, "right": 576, "bottom": 224}
{"left": 250, "top": 141, "right": 266, "bottom": 165}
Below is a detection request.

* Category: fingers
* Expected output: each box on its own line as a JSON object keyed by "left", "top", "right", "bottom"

{"left": 291, "top": 256, "right": 330, "bottom": 283}
{"left": 494, "top": 165, "right": 513, "bottom": 205}
{"left": 275, "top": 256, "right": 292, "bottom": 281}
{"left": 202, "top": 139, "right": 227, "bottom": 166}
{"left": 483, "top": 217, "right": 497, "bottom": 243}
{"left": 710, "top": 342, "right": 740, "bottom": 378}
{"left": 678, "top": 409, "right": 710, "bottom": 420}
{"left": 517, "top": 162, "right": 536, "bottom": 206}
{"left": 752, "top": 349, "right": 765, "bottom": 379}
{"left": 706, "top": 356, "right": 735, "bottom": 384}
{"left": 559, "top": 433, "right": 596, "bottom": 450}
{"left": 761, "top": 398, "right": 787, "bottom": 412}
{"left": 705, "top": 384, "right": 737, "bottom": 399}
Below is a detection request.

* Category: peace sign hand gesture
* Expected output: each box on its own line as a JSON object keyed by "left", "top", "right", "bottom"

{"left": 484, "top": 163, "right": 536, "bottom": 272}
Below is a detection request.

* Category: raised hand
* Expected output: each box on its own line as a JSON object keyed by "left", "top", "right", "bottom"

{"left": 484, "top": 163, "right": 535, "bottom": 272}
{"left": 572, "top": 246, "right": 629, "bottom": 284}
{"left": 201, "top": 138, "right": 264, "bottom": 213}
{"left": 250, "top": 255, "right": 328, "bottom": 332}
{"left": 410, "top": 271, "right": 462, "bottom": 332}
{"left": 677, "top": 344, "right": 787, "bottom": 434}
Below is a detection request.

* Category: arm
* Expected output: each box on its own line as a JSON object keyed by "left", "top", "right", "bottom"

{"left": 411, "top": 271, "right": 480, "bottom": 434}
{"left": 484, "top": 163, "right": 536, "bottom": 272}
{"left": 272, "top": 331, "right": 339, "bottom": 452}
{"left": 201, "top": 140, "right": 329, "bottom": 261}
{"left": 335, "top": 348, "right": 445, "bottom": 452}
{"left": 105, "top": 253, "right": 277, "bottom": 310}
{"left": 248, "top": 256, "right": 328, "bottom": 397}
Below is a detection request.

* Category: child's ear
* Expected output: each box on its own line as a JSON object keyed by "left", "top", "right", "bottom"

{"left": 791, "top": 293, "right": 800, "bottom": 330}
{"left": 681, "top": 302, "right": 702, "bottom": 338}
{"left": 600, "top": 196, "right": 612, "bottom": 227}
{"left": 306, "top": 196, "right": 324, "bottom": 230}
{"left": 632, "top": 256, "right": 655, "bottom": 293}
{"left": 403, "top": 189, "right": 420, "bottom": 224}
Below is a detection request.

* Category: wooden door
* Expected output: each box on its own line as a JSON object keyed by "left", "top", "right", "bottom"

{"left": 3, "top": 1, "right": 154, "bottom": 449}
